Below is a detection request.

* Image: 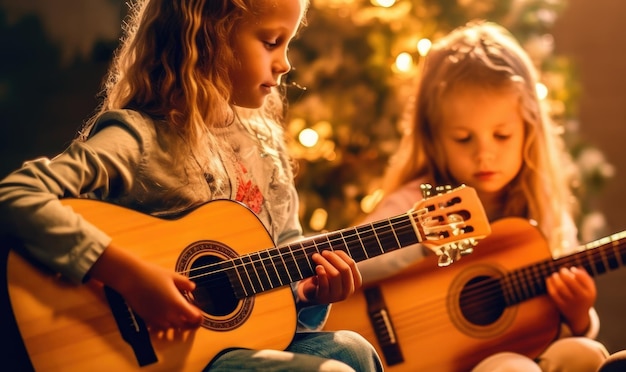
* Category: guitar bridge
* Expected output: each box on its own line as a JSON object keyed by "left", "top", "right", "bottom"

{"left": 104, "top": 287, "right": 158, "bottom": 366}
{"left": 364, "top": 286, "right": 404, "bottom": 366}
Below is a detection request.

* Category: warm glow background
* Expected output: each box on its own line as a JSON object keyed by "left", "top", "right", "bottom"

{"left": 0, "top": 0, "right": 625, "bottom": 355}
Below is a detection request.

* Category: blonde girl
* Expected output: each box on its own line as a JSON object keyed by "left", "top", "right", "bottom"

{"left": 357, "top": 20, "right": 608, "bottom": 371}
{"left": 0, "top": 0, "right": 382, "bottom": 370}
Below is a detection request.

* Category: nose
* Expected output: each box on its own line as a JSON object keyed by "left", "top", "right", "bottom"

{"left": 274, "top": 50, "right": 292, "bottom": 79}
{"left": 475, "top": 137, "right": 495, "bottom": 163}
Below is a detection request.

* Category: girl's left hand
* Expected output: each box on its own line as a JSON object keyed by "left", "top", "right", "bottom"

{"left": 297, "top": 250, "right": 362, "bottom": 305}
{"left": 546, "top": 266, "right": 597, "bottom": 335}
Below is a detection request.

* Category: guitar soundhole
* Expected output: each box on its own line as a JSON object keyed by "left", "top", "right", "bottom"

{"left": 189, "top": 255, "right": 237, "bottom": 316}
{"left": 459, "top": 275, "right": 505, "bottom": 326}
{"left": 177, "top": 240, "right": 254, "bottom": 330}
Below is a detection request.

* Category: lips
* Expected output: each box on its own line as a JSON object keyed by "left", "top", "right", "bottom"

{"left": 474, "top": 171, "right": 496, "bottom": 180}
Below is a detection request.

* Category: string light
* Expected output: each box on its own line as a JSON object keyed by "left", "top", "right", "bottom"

{"left": 370, "top": 0, "right": 396, "bottom": 7}
{"left": 360, "top": 189, "right": 384, "bottom": 214}
{"left": 299, "top": 128, "right": 320, "bottom": 148}
{"left": 394, "top": 52, "right": 413, "bottom": 73}
{"left": 309, "top": 208, "right": 328, "bottom": 231}
{"left": 417, "top": 38, "right": 432, "bottom": 56}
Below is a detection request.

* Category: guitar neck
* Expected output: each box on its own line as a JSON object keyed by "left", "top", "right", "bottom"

{"left": 503, "top": 231, "right": 626, "bottom": 306}
{"left": 227, "top": 213, "right": 419, "bottom": 298}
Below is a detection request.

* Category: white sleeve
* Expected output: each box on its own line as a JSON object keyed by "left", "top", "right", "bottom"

{"left": 585, "top": 307, "right": 601, "bottom": 339}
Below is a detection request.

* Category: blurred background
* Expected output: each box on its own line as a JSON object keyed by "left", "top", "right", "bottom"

{"left": 1, "top": 0, "right": 625, "bottom": 354}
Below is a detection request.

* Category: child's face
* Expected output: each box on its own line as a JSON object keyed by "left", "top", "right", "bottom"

{"left": 228, "top": 0, "right": 304, "bottom": 108}
{"left": 437, "top": 85, "right": 525, "bottom": 197}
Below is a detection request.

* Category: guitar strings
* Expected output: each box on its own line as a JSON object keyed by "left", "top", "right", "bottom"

{"left": 181, "top": 210, "right": 424, "bottom": 283}
{"left": 179, "top": 217, "right": 626, "bottom": 326}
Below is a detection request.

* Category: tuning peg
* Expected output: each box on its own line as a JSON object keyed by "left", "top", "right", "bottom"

{"left": 457, "top": 238, "right": 478, "bottom": 256}
{"left": 437, "top": 248, "right": 453, "bottom": 267}
{"left": 435, "top": 185, "right": 452, "bottom": 194}
{"left": 420, "top": 183, "right": 433, "bottom": 198}
{"left": 435, "top": 238, "right": 480, "bottom": 267}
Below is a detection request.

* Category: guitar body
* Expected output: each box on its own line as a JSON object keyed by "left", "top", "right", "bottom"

{"left": 325, "top": 218, "right": 561, "bottom": 372}
{"left": 6, "top": 199, "right": 297, "bottom": 371}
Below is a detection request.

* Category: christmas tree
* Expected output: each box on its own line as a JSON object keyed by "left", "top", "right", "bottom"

{"left": 285, "top": 0, "right": 613, "bottom": 241}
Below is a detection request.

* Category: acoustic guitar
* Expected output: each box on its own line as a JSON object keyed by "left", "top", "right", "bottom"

{"left": 3, "top": 185, "right": 490, "bottom": 371}
{"left": 324, "top": 217, "right": 626, "bottom": 371}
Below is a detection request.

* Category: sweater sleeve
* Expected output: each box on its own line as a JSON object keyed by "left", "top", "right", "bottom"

{"left": 0, "top": 113, "right": 147, "bottom": 282}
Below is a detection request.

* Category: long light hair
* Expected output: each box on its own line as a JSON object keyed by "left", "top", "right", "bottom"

{"left": 79, "top": 0, "right": 309, "bottom": 188}
{"left": 384, "top": 21, "right": 578, "bottom": 250}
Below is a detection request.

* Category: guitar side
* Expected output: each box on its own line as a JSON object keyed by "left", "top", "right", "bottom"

{"left": 6, "top": 199, "right": 297, "bottom": 371}
{"left": 324, "top": 218, "right": 561, "bottom": 371}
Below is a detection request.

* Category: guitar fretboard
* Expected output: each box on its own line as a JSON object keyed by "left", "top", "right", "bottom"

{"left": 226, "top": 213, "right": 420, "bottom": 299}
{"left": 501, "top": 231, "right": 626, "bottom": 305}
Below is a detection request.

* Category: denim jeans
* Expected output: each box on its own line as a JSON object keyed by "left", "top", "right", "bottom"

{"left": 206, "top": 330, "right": 383, "bottom": 372}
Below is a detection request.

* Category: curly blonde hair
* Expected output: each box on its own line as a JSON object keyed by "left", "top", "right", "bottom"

{"left": 384, "top": 21, "right": 578, "bottom": 251}
{"left": 80, "top": 0, "right": 308, "bottom": 186}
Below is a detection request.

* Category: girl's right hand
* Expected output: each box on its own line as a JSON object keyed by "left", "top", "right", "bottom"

{"left": 88, "top": 243, "right": 203, "bottom": 331}
{"left": 546, "top": 266, "right": 596, "bottom": 336}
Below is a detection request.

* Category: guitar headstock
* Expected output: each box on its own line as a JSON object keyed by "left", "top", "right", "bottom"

{"left": 409, "top": 184, "right": 490, "bottom": 266}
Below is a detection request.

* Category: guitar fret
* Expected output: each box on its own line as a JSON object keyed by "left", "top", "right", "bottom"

{"left": 599, "top": 246, "right": 610, "bottom": 272}
{"left": 303, "top": 239, "right": 321, "bottom": 272}
{"left": 318, "top": 233, "right": 345, "bottom": 258}
{"left": 617, "top": 235, "right": 626, "bottom": 265}
{"left": 501, "top": 275, "right": 515, "bottom": 306}
{"left": 579, "top": 250, "right": 595, "bottom": 276}
{"left": 335, "top": 232, "right": 358, "bottom": 262}
{"left": 366, "top": 223, "right": 385, "bottom": 257}
{"left": 343, "top": 229, "right": 367, "bottom": 262}
{"left": 287, "top": 245, "right": 304, "bottom": 281}
{"left": 519, "top": 266, "right": 533, "bottom": 299}
{"left": 536, "top": 263, "right": 550, "bottom": 293}
{"left": 225, "top": 259, "right": 248, "bottom": 298}
{"left": 571, "top": 253, "right": 583, "bottom": 270}
{"left": 236, "top": 256, "right": 256, "bottom": 296}
{"left": 516, "top": 267, "right": 528, "bottom": 300}
{"left": 277, "top": 246, "right": 295, "bottom": 284}
{"left": 504, "top": 272, "right": 517, "bottom": 304}
{"left": 251, "top": 251, "right": 271, "bottom": 292}
{"left": 291, "top": 241, "right": 316, "bottom": 280}
{"left": 511, "top": 269, "right": 525, "bottom": 303}
{"left": 355, "top": 224, "right": 378, "bottom": 259}
{"left": 529, "top": 264, "right": 542, "bottom": 297}
{"left": 268, "top": 248, "right": 291, "bottom": 287}
{"left": 591, "top": 248, "right": 607, "bottom": 275}
{"left": 605, "top": 246, "right": 619, "bottom": 270}
{"left": 247, "top": 254, "right": 264, "bottom": 293}
{"left": 372, "top": 219, "right": 403, "bottom": 255}
{"left": 258, "top": 249, "right": 281, "bottom": 289}
{"left": 394, "top": 216, "right": 420, "bottom": 249}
